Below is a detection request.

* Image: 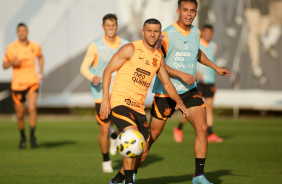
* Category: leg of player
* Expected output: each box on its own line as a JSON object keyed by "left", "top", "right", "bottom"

{"left": 110, "top": 125, "right": 138, "bottom": 184}
{"left": 173, "top": 116, "right": 187, "bottom": 143}
{"left": 185, "top": 106, "right": 213, "bottom": 184}
{"left": 26, "top": 91, "right": 38, "bottom": 148}
{"left": 205, "top": 98, "right": 223, "bottom": 143}
{"left": 14, "top": 103, "right": 26, "bottom": 149}
{"left": 110, "top": 127, "right": 119, "bottom": 155}
{"left": 99, "top": 122, "right": 113, "bottom": 173}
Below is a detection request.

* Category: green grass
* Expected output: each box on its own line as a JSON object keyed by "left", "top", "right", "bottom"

{"left": 0, "top": 116, "right": 281, "bottom": 184}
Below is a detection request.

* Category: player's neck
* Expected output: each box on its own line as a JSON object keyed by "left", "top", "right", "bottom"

{"left": 18, "top": 39, "right": 28, "bottom": 46}
{"left": 104, "top": 35, "right": 117, "bottom": 43}
{"left": 142, "top": 39, "right": 155, "bottom": 52}
{"left": 176, "top": 20, "right": 191, "bottom": 32}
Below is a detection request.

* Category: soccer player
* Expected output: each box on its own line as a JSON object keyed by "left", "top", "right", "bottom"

{"left": 139, "top": 1, "right": 230, "bottom": 184}
{"left": 80, "top": 14, "right": 128, "bottom": 173}
{"left": 3, "top": 23, "right": 44, "bottom": 149}
{"left": 100, "top": 18, "right": 189, "bottom": 184}
{"left": 174, "top": 24, "right": 223, "bottom": 143}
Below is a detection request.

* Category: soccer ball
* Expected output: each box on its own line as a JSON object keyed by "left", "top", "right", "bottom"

{"left": 116, "top": 129, "right": 145, "bottom": 158}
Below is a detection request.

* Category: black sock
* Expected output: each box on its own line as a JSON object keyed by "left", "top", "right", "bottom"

{"left": 178, "top": 123, "right": 183, "bottom": 130}
{"left": 30, "top": 126, "right": 36, "bottom": 138}
{"left": 111, "top": 131, "right": 118, "bottom": 139}
{"left": 20, "top": 129, "right": 26, "bottom": 139}
{"left": 207, "top": 126, "right": 213, "bottom": 135}
{"left": 124, "top": 170, "right": 134, "bottom": 184}
{"left": 134, "top": 169, "right": 138, "bottom": 174}
{"left": 102, "top": 153, "right": 110, "bottom": 162}
{"left": 195, "top": 158, "right": 206, "bottom": 176}
{"left": 111, "top": 171, "right": 125, "bottom": 183}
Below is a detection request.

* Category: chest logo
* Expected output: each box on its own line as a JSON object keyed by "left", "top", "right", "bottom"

{"left": 152, "top": 58, "right": 158, "bottom": 67}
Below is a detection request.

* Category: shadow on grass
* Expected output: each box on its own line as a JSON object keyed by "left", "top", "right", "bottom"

{"left": 38, "top": 141, "right": 76, "bottom": 148}
{"left": 113, "top": 154, "right": 164, "bottom": 170}
{"left": 137, "top": 169, "right": 240, "bottom": 184}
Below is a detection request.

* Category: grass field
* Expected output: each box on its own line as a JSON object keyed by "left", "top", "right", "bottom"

{"left": 0, "top": 115, "right": 281, "bottom": 184}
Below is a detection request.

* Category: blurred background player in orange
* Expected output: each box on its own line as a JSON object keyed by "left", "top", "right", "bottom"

{"left": 2, "top": 23, "right": 44, "bottom": 149}
{"left": 173, "top": 24, "right": 223, "bottom": 143}
{"left": 80, "top": 14, "right": 128, "bottom": 173}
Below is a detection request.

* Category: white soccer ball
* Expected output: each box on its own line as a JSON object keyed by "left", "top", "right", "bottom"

{"left": 116, "top": 129, "right": 145, "bottom": 158}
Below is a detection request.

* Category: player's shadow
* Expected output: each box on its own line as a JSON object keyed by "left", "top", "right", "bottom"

{"left": 113, "top": 154, "right": 164, "bottom": 170}
{"left": 38, "top": 141, "right": 76, "bottom": 148}
{"left": 220, "top": 134, "right": 234, "bottom": 140}
{"left": 137, "top": 169, "right": 243, "bottom": 184}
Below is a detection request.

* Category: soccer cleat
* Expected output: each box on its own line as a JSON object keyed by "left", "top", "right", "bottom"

{"left": 192, "top": 174, "right": 213, "bottom": 184}
{"left": 110, "top": 138, "right": 117, "bottom": 155}
{"left": 208, "top": 133, "right": 223, "bottom": 143}
{"left": 19, "top": 138, "right": 26, "bottom": 149}
{"left": 102, "top": 160, "right": 114, "bottom": 173}
{"left": 30, "top": 136, "right": 38, "bottom": 148}
{"left": 173, "top": 127, "right": 183, "bottom": 143}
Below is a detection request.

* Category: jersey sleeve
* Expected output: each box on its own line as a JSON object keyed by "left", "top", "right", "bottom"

{"left": 157, "top": 31, "right": 169, "bottom": 57}
{"left": 80, "top": 43, "right": 98, "bottom": 82}
{"left": 3, "top": 45, "right": 13, "bottom": 62}
{"left": 37, "top": 44, "right": 43, "bottom": 57}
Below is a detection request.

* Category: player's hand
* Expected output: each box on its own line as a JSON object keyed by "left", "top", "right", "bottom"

{"left": 179, "top": 72, "right": 197, "bottom": 85}
{"left": 12, "top": 56, "right": 21, "bottom": 67}
{"left": 92, "top": 76, "right": 102, "bottom": 86}
{"left": 175, "top": 102, "right": 189, "bottom": 118}
{"left": 39, "top": 71, "right": 44, "bottom": 80}
{"left": 215, "top": 67, "right": 230, "bottom": 77}
{"left": 100, "top": 97, "right": 111, "bottom": 119}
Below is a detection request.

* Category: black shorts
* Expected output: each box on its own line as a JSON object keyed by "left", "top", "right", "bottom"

{"left": 197, "top": 83, "right": 216, "bottom": 98}
{"left": 95, "top": 103, "right": 111, "bottom": 125}
{"left": 11, "top": 84, "right": 39, "bottom": 105}
{"left": 151, "top": 88, "right": 205, "bottom": 120}
{"left": 111, "top": 105, "right": 149, "bottom": 141}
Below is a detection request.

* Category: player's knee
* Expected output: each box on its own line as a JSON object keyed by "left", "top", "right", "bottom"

{"left": 197, "top": 122, "right": 208, "bottom": 135}
{"left": 17, "top": 112, "right": 24, "bottom": 120}
{"left": 100, "top": 126, "right": 110, "bottom": 136}
{"left": 28, "top": 105, "right": 37, "bottom": 113}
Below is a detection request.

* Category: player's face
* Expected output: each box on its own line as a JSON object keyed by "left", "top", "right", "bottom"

{"left": 17, "top": 26, "right": 28, "bottom": 41}
{"left": 177, "top": 1, "right": 197, "bottom": 26}
{"left": 202, "top": 28, "right": 214, "bottom": 42}
{"left": 103, "top": 19, "right": 118, "bottom": 38}
{"left": 142, "top": 23, "right": 161, "bottom": 48}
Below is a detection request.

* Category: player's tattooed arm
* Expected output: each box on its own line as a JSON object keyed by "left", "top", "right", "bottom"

{"left": 100, "top": 43, "right": 135, "bottom": 119}
{"left": 198, "top": 49, "right": 230, "bottom": 77}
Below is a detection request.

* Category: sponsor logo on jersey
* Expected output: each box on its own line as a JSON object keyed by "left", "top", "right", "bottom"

{"left": 132, "top": 68, "right": 151, "bottom": 87}
{"left": 124, "top": 98, "right": 142, "bottom": 108}
{"left": 175, "top": 52, "right": 191, "bottom": 57}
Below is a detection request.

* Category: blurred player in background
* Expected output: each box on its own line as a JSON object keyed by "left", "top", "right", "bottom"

{"left": 174, "top": 24, "right": 224, "bottom": 143}
{"left": 100, "top": 18, "right": 189, "bottom": 184}
{"left": 80, "top": 14, "right": 128, "bottom": 173}
{"left": 2, "top": 23, "right": 44, "bottom": 149}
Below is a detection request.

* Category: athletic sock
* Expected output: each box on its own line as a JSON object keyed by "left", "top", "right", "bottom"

{"left": 110, "top": 131, "right": 118, "bottom": 139}
{"left": 195, "top": 158, "right": 206, "bottom": 176}
{"left": 111, "top": 171, "right": 125, "bottom": 183}
{"left": 124, "top": 170, "right": 134, "bottom": 184}
{"left": 20, "top": 129, "right": 26, "bottom": 139}
{"left": 30, "top": 126, "right": 36, "bottom": 138}
{"left": 177, "top": 123, "right": 183, "bottom": 130}
{"left": 207, "top": 126, "right": 213, "bottom": 135}
{"left": 102, "top": 153, "right": 110, "bottom": 162}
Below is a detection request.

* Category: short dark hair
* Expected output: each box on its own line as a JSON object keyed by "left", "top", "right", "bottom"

{"left": 103, "top": 14, "right": 118, "bottom": 25}
{"left": 17, "top": 22, "right": 28, "bottom": 30}
{"left": 202, "top": 24, "right": 214, "bottom": 31}
{"left": 143, "top": 18, "right": 162, "bottom": 30}
{"left": 178, "top": 0, "right": 198, "bottom": 9}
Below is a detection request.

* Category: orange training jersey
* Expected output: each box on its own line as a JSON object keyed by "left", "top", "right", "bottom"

{"left": 110, "top": 40, "right": 162, "bottom": 114}
{"left": 3, "top": 40, "right": 42, "bottom": 91}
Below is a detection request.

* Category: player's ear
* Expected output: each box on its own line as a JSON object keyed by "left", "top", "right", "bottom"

{"left": 176, "top": 8, "right": 180, "bottom": 16}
